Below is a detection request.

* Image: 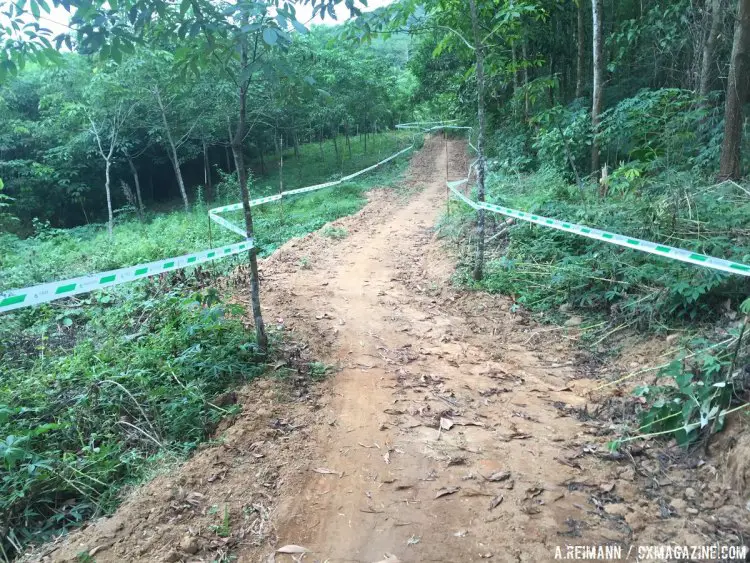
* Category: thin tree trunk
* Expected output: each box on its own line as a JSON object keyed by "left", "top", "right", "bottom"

{"left": 293, "top": 127, "right": 300, "bottom": 160}
{"left": 469, "top": 0, "right": 487, "bottom": 282}
{"left": 104, "top": 159, "right": 113, "bottom": 237}
{"left": 154, "top": 88, "right": 189, "bottom": 212}
{"left": 318, "top": 125, "right": 324, "bottom": 161}
{"left": 332, "top": 127, "right": 339, "bottom": 163}
{"left": 701, "top": 0, "right": 725, "bottom": 95}
{"left": 259, "top": 140, "right": 266, "bottom": 175}
{"left": 232, "top": 41, "right": 268, "bottom": 353}
{"left": 202, "top": 140, "right": 213, "bottom": 203}
{"left": 576, "top": 0, "right": 586, "bottom": 98}
{"left": 719, "top": 0, "right": 750, "bottom": 179}
{"left": 126, "top": 155, "right": 144, "bottom": 221}
{"left": 126, "top": 154, "right": 145, "bottom": 220}
{"left": 522, "top": 38, "right": 530, "bottom": 119}
{"left": 591, "top": 0, "right": 604, "bottom": 175}
{"left": 225, "top": 144, "right": 232, "bottom": 172}
{"left": 346, "top": 125, "right": 352, "bottom": 158}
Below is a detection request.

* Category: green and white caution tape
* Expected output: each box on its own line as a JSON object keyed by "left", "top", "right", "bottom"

{"left": 399, "top": 120, "right": 750, "bottom": 277}
{"left": 207, "top": 145, "right": 416, "bottom": 237}
{"left": 0, "top": 240, "right": 253, "bottom": 313}
{"left": 1, "top": 141, "right": 415, "bottom": 314}
{"left": 446, "top": 179, "right": 750, "bottom": 277}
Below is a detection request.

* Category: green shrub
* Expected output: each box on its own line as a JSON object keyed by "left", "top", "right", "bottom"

{"left": 0, "top": 286, "right": 264, "bottom": 556}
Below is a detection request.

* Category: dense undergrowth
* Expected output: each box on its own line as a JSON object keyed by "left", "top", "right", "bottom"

{"left": 439, "top": 88, "right": 750, "bottom": 449}
{"left": 0, "top": 132, "right": 411, "bottom": 559}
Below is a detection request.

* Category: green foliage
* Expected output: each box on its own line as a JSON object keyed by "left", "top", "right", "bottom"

{"left": 0, "top": 286, "right": 264, "bottom": 557}
{"left": 447, "top": 158, "right": 750, "bottom": 331}
{"left": 611, "top": 328, "right": 749, "bottom": 449}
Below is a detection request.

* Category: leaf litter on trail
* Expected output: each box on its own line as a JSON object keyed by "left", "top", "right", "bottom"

{"left": 312, "top": 467, "right": 343, "bottom": 478}
{"left": 276, "top": 545, "right": 311, "bottom": 554}
{"left": 483, "top": 471, "right": 511, "bottom": 482}
{"left": 440, "top": 417, "right": 454, "bottom": 431}
{"left": 373, "top": 555, "right": 401, "bottom": 563}
{"left": 435, "top": 486, "right": 460, "bottom": 498}
{"left": 489, "top": 494, "right": 504, "bottom": 510}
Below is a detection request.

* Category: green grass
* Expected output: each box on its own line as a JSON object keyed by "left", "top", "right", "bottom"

{"left": 442, "top": 162, "right": 750, "bottom": 333}
{"left": 0, "top": 130, "right": 413, "bottom": 293}
{"left": 0, "top": 131, "right": 413, "bottom": 560}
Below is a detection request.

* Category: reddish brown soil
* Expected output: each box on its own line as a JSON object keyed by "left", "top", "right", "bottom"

{"left": 35, "top": 136, "right": 750, "bottom": 563}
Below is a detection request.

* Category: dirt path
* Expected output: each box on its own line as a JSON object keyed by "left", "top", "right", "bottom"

{"left": 239, "top": 136, "right": 618, "bottom": 562}
{"left": 41, "top": 136, "right": 750, "bottom": 563}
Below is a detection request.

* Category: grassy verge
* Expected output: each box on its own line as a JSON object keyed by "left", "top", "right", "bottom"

{"left": 441, "top": 161, "right": 750, "bottom": 335}
{"left": 0, "top": 132, "right": 412, "bottom": 559}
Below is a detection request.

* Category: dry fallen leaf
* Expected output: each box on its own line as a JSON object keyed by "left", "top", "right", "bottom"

{"left": 599, "top": 482, "right": 616, "bottom": 493}
{"left": 373, "top": 555, "right": 401, "bottom": 563}
{"left": 484, "top": 471, "right": 511, "bottom": 482}
{"left": 489, "top": 494, "right": 504, "bottom": 510}
{"left": 461, "top": 488, "right": 494, "bottom": 497}
{"left": 383, "top": 451, "right": 391, "bottom": 465}
{"left": 276, "top": 545, "right": 311, "bottom": 554}
{"left": 440, "top": 417, "right": 454, "bottom": 431}
{"left": 525, "top": 486, "right": 544, "bottom": 499}
{"left": 454, "top": 530, "right": 468, "bottom": 537}
{"left": 383, "top": 408, "right": 405, "bottom": 415}
{"left": 312, "top": 467, "right": 343, "bottom": 478}
{"left": 435, "top": 486, "right": 460, "bottom": 499}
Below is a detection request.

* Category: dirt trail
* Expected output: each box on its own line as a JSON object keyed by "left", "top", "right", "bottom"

{"left": 258, "top": 136, "right": 602, "bottom": 563}
{"left": 40, "top": 136, "right": 750, "bottom": 563}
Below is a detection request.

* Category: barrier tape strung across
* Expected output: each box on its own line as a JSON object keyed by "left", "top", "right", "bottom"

{"left": 207, "top": 145, "right": 415, "bottom": 236}
{"left": 0, "top": 142, "right": 416, "bottom": 314}
{"left": 0, "top": 240, "right": 253, "bottom": 313}
{"left": 446, "top": 178, "right": 750, "bottom": 277}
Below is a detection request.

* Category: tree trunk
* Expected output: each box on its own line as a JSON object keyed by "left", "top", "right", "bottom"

{"left": 126, "top": 155, "right": 144, "bottom": 221}
{"left": 154, "top": 88, "right": 189, "bottom": 212}
{"left": 258, "top": 140, "right": 266, "bottom": 176}
{"left": 232, "top": 43, "right": 268, "bottom": 353}
{"left": 591, "top": 0, "right": 604, "bottom": 175}
{"left": 105, "top": 158, "right": 113, "bottom": 237}
{"left": 469, "top": 0, "right": 487, "bottom": 282}
{"left": 202, "top": 140, "right": 213, "bottom": 203}
{"left": 522, "top": 38, "right": 530, "bottom": 119}
{"left": 701, "top": 0, "right": 725, "bottom": 95}
{"left": 345, "top": 125, "right": 352, "bottom": 158}
{"left": 720, "top": 0, "right": 750, "bottom": 179}
{"left": 576, "top": 0, "right": 586, "bottom": 98}
{"left": 225, "top": 144, "right": 232, "bottom": 172}
{"left": 332, "top": 127, "right": 339, "bottom": 163}
{"left": 293, "top": 128, "right": 300, "bottom": 160}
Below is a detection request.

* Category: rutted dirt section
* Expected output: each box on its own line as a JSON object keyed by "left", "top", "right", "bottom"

{"left": 39, "top": 136, "right": 749, "bottom": 563}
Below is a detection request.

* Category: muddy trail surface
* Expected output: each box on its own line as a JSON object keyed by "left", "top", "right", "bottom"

{"left": 42, "top": 136, "right": 750, "bottom": 563}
